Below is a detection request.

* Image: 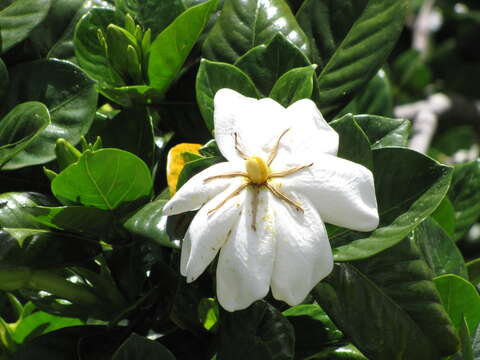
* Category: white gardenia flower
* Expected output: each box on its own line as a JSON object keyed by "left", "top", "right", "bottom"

{"left": 163, "top": 88, "right": 379, "bottom": 312}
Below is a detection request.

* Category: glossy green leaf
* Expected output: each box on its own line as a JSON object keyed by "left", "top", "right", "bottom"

{"left": 196, "top": 59, "right": 259, "bottom": 133}
{"left": 448, "top": 160, "right": 480, "bottom": 240}
{"left": 0, "top": 0, "right": 52, "bottom": 53}
{"left": 434, "top": 274, "right": 480, "bottom": 334}
{"left": 0, "top": 192, "right": 53, "bottom": 229}
{"left": 12, "top": 311, "right": 83, "bottom": 344}
{"left": 218, "top": 300, "right": 295, "bottom": 360}
{"left": 315, "top": 237, "right": 459, "bottom": 359}
{"left": 148, "top": 0, "right": 218, "bottom": 93}
{"left": 283, "top": 304, "right": 344, "bottom": 359}
{"left": 353, "top": 114, "right": 411, "bottom": 149}
{"left": 269, "top": 65, "right": 316, "bottom": 107}
{"left": 27, "top": 0, "right": 84, "bottom": 58}
{"left": 413, "top": 218, "right": 468, "bottom": 279}
{"left": 116, "top": 0, "right": 186, "bottom": 36}
{"left": 51, "top": 149, "right": 153, "bottom": 211}
{"left": 0, "top": 102, "right": 50, "bottom": 169}
{"left": 124, "top": 197, "right": 179, "bottom": 248}
{"left": 112, "top": 333, "right": 176, "bottom": 360}
{"left": 203, "top": 0, "right": 312, "bottom": 64}
{"left": 330, "top": 114, "right": 373, "bottom": 170}
{"left": 235, "top": 33, "right": 311, "bottom": 96}
{"left": 2, "top": 59, "right": 98, "bottom": 170}
{"left": 28, "top": 206, "right": 116, "bottom": 236}
{"left": 88, "top": 107, "right": 156, "bottom": 167}
{"left": 354, "top": 69, "right": 394, "bottom": 117}
{"left": 177, "top": 156, "right": 223, "bottom": 190}
{"left": 74, "top": 8, "right": 125, "bottom": 86}
{"left": 298, "top": 0, "right": 408, "bottom": 118}
{"left": 431, "top": 197, "right": 456, "bottom": 237}
{"left": 331, "top": 147, "right": 452, "bottom": 261}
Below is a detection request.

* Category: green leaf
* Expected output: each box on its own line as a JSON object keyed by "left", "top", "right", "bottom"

{"left": 283, "top": 304, "right": 344, "bottom": 359}
{"left": 218, "top": 300, "right": 295, "bottom": 360}
{"left": 2, "top": 59, "right": 98, "bottom": 170}
{"left": 434, "top": 274, "right": 480, "bottom": 334}
{"left": 468, "top": 258, "right": 480, "bottom": 287}
{"left": 74, "top": 8, "right": 125, "bottom": 86}
{"left": 148, "top": 0, "right": 218, "bottom": 93}
{"left": 177, "top": 156, "right": 223, "bottom": 190}
{"left": 269, "top": 65, "right": 316, "bottom": 107}
{"left": 448, "top": 160, "right": 480, "bottom": 241}
{"left": 28, "top": 206, "right": 116, "bottom": 236}
{"left": 87, "top": 107, "right": 156, "bottom": 167}
{"left": 431, "top": 197, "right": 456, "bottom": 237}
{"left": 196, "top": 59, "right": 259, "bottom": 133}
{"left": 235, "top": 33, "right": 311, "bottom": 96}
{"left": 353, "top": 114, "right": 411, "bottom": 149}
{"left": 331, "top": 147, "right": 452, "bottom": 261}
{"left": 51, "top": 149, "right": 153, "bottom": 211}
{"left": 12, "top": 311, "right": 83, "bottom": 344}
{"left": 0, "top": 57, "right": 8, "bottom": 99}
{"left": 456, "top": 317, "right": 474, "bottom": 360}
{"left": 0, "top": 102, "right": 50, "bottom": 169}
{"left": 314, "top": 237, "right": 459, "bottom": 359}
{"left": 298, "top": 0, "right": 408, "bottom": 118}
{"left": 392, "top": 49, "right": 432, "bottom": 92}
{"left": 330, "top": 114, "right": 373, "bottom": 170}
{"left": 124, "top": 197, "right": 179, "bottom": 248}
{"left": 0, "top": 0, "right": 53, "bottom": 53}
{"left": 0, "top": 192, "right": 53, "bottom": 229}
{"left": 112, "top": 333, "right": 176, "bottom": 360}
{"left": 354, "top": 69, "right": 394, "bottom": 117}
{"left": 116, "top": 0, "right": 186, "bottom": 37}
{"left": 413, "top": 218, "right": 468, "bottom": 279}
{"left": 203, "top": 0, "right": 312, "bottom": 64}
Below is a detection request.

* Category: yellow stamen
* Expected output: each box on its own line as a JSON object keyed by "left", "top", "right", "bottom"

{"left": 245, "top": 156, "right": 269, "bottom": 185}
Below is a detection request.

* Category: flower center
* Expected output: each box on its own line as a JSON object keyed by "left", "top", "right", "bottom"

{"left": 245, "top": 156, "right": 269, "bottom": 185}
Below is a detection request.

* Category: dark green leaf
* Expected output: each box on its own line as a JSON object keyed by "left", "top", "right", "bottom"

{"left": 314, "top": 237, "right": 459, "bottom": 359}
{"left": 298, "top": 0, "right": 408, "bottom": 118}
{"left": 203, "top": 0, "right": 312, "bottom": 64}
{"left": 74, "top": 8, "right": 125, "bottom": 86}
{"left": 354, "top": 69, "right": 393, "bottom": 117}
{"left": 177, "top": 156, "right": 223, "bottom": 190}
{"left": 235, "top": 33, "right": 311, "bottom": 96}
{"left": 330, "top": 114, "right": 373, "bottom": 170}
{"left": 0, "top": 57, "right": 8, "bottom": 99}
{"left": 431, "top": 197, "right": 456, "bottom": 237}
{"left": 218, "top": 300, "right": 295, "bottom": 360}
{"left": 269, "top": 65, "right": 316, "bottom": 107}
{"left": 51, "top": 149, "right": 153, "bottom": 211}
{"left": 124, "top": 197, "right": 179, "bottom": 248}
{"left": 434, "top": 274, "right": 480, "bottom": 334}
{"left": 331, "top": 148, "right": 452, "bottom": 261}
{"left": 0, "top": 192, "right": 53, "bottom": 229}
{"left": 148, "top": 0, "right": 218, "bottom": 93}
{"left": 448, "top": 160, "right": 480, "bottom": 240}
{"left": 87, "top": 107, "right": 156, "bottom": 167}
{"left": 413, "top": 218, "right": 468, "bottom": 279}
{"left": 196, "top": 59, "right": 258, "bottom": 133}
{"left": 392, "top": 49, "right": 432, "bottom": 92}
{"left": 0, "top": 102, "right": 50, "bottom": 168}
{"left": 0, "top": 0, "right": 52, "bottom": 53}
{"left": 468, "top": 258, "right": 480, "bottom": 287}
{"left": 112, "top": 333, "right": 176, "bottom": 360}
{"left": 353, "top": 115, "right": 411, "bottom": 149}
{"left": 2, "top": 59, "right": 98, "bottom": 170}
{"left": 455, "top": 317, "right": 474, "bottom": 360}
{"left": 283, "top": 304, "right": 344, "bottom": 359}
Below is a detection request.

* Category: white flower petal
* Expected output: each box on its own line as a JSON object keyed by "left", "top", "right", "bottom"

{"left": 182, "top": 183, "right": 247, "bottom": 281}
{"left": 271, "top": 197, "right": 333, "bottom": 305}
{"left": 163, "top": 161, "right": 244, "bottom": 216}
{"left": 279, "top": 153, "right": 379, "bottom": 232}
{"left": 213, "top": 89, "right": 289, "bottom": 161}
{"left": 273, "top": 99, "right": 339, "bottom": 166}
{"left": 216, "top": 188, "right": 276, "bottom": 311}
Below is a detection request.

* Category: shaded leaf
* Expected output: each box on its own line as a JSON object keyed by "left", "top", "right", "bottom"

{"left": 112, "top": 333, "right": 176, "bottom": 360}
